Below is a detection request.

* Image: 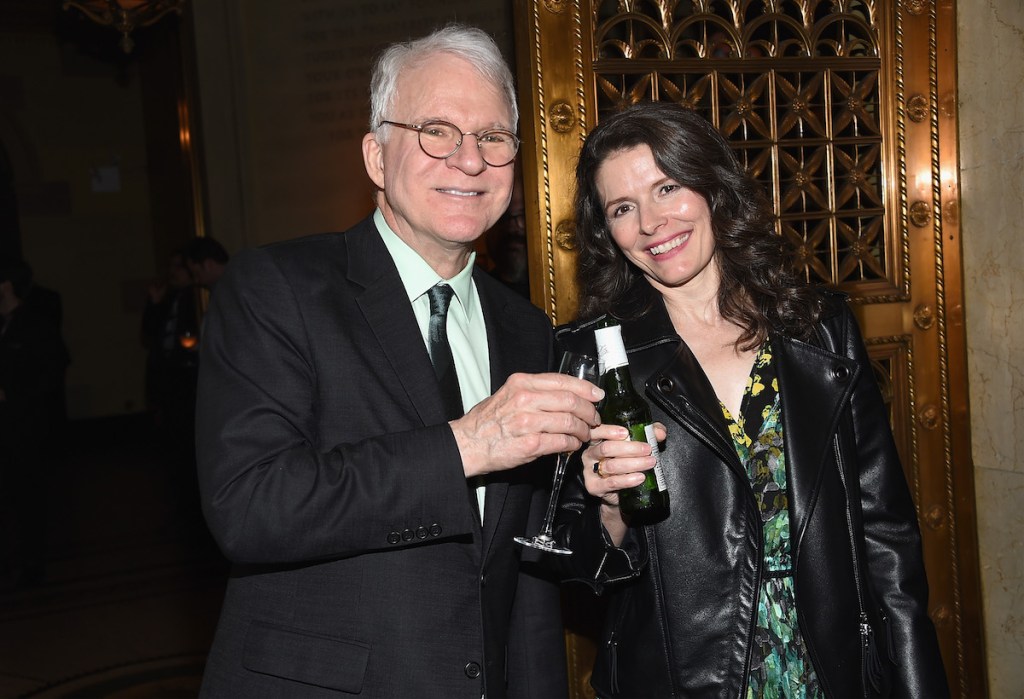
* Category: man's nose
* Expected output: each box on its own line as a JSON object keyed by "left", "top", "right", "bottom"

{"left": 446, "top": 134, "right": 487, "bottom": 175}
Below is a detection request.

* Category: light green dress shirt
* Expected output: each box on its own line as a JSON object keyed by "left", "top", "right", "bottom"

{"left": 374, "top": 210, "right": 490, "bottom": 519}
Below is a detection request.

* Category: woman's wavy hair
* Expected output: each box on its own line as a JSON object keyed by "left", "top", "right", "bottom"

{"left": 574, "top": 101, "right": 823, "bottom": 348}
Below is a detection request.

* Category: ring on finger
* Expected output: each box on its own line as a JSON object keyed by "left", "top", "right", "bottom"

{"left": 593, "top": 460, "right": 605, "bottom": 477}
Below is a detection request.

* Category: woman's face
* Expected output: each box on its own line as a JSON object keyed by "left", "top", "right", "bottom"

{"left": 595, "top": 144, "right": 719, "bottom": 296}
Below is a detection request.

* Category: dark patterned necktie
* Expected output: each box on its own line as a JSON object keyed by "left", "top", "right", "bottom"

{"left": 426, "top": 284, "right": 464, "bottom": 421}
{"left": 427, "top": 283, "right": 485, "bottom": 520}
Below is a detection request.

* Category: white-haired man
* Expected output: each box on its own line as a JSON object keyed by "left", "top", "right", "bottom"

{"left": 196, "top": 24, "right": 595, "bottom": 698}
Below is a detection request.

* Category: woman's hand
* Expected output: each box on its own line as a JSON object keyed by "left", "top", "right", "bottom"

{"left": 583, "top": 422, "right": 667, "bottom": 546}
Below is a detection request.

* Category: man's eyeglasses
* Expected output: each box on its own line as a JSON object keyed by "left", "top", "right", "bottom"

{"left": 380, "top": 120, "right": 519, "bottom": 168}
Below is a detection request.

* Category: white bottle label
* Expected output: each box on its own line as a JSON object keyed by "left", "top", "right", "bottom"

{"left": 644, "top": 423, "right": 668, "bottom": 492}
{"left": 595, "top": 324, "right": 628, "bottom": 375}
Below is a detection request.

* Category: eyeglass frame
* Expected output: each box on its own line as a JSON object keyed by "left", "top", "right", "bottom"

{"left": 379, "top": 119, "right": 520, "bottom": 167}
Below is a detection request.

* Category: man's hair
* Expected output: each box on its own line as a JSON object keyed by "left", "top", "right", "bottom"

{"left": 184, "top": 236, "right": 229, "bottom": 265}
{"left": 368, "top": 24, "right": 518, "bottom": 141}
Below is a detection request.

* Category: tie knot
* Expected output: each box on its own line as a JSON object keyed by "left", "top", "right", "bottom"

{"left": 427, "top": 283, "right": 455, "bottom": 318}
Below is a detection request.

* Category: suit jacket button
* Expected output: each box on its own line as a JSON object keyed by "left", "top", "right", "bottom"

{"left": 386, "top": 531, "right": 401, "bottom": 545}
{"left": 464, "top": 661, "right": 481, "bottom": 679}
{"left": 402, "top": 528, "right": 414, "bottom": 541}
{"left": 656, "top": 376, "right": 674, "bottom": 393}
{"left": 429, "top": 523, "right": 442, "bottom": 537}
{"left": 416, "top": 526, "right": 428, "bottom": 539}
{"left": 832, "top": 364, "right": 851, "bottom": 382}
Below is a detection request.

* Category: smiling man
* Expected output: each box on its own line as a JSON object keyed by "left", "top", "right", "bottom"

{"left": 194, "top": 24, "right": 600, "bottom": 699}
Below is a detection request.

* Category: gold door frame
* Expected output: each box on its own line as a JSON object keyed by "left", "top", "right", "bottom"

{"left": 513, "top": 1, "right": 985, "bottom": 696}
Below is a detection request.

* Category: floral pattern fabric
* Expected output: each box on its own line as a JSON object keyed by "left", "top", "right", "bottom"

{"left": 721, "top": 341, "right": 823, "bottom": 699}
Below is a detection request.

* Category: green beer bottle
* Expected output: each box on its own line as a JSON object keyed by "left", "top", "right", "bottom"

{"left": 595, "top": 317, "right": 669, "bottom": 516}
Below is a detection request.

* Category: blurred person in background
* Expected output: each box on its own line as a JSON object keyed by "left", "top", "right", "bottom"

{"left": 484, "top": 167, "right": 530, "bottom": 299}
{"left": 0, "top": 257, "right": 69, "bottom": 588}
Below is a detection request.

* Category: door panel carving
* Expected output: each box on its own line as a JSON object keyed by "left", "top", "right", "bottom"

{"left": 514, "top": 0, "right": 984, "bottom": 696}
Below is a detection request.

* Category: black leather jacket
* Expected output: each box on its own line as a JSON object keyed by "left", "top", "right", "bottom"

{"left": 555, "top": 293, "right": 948, "bottom": 699}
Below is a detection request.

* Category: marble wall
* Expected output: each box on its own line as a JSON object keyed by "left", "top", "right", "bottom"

{"left": 958, "top": 1, "right": 1024, "bottom": 695}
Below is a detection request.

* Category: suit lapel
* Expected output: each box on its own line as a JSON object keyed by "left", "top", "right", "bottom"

{"left": 347, "top": 229, "right": 543, "bottom": 558}
{"left": 773, "top": 333, "right": 859, "bottom": 551}
{"left": 476, "top": 276, "right": 514, "bottom": 556}
{"left": 345, "top": 220, "right": 448, "bottom": 427}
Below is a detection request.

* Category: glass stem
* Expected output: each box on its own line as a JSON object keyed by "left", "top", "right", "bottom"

{"left": 538, "top": 452, "right": 570, "bottom": 539}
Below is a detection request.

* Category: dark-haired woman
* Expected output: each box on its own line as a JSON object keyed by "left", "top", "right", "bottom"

{"left": 555, "top": 102, "right": 948, "bottom": 698}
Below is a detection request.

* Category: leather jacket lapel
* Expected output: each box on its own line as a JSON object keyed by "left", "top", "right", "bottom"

{"left": 645, "top": 340, "right": 746, "bottom": 475}
{"left": 620, "top": 300, "right": 743, "bottom": 474}
{"left": 772, "top": 333, "right": 860, "bottom": 553}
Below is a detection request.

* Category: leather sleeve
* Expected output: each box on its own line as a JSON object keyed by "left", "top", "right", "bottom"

{"left": 195, "top": 247, "right": 478, "bottom": 565}
{"left": 836, "top": 307, "right": 950, "bottom": 697}
{"left": 552, "top": 462, "right": 646, "bottom": 593}
{"left": 550, "top": 321, "right": 647, "bottom": 592}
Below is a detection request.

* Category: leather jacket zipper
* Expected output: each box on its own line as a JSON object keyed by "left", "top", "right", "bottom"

{"left": 834, "top": 435, "right": 882, "bottom": 697}
{"left": 608, "top": 630, "right": 619, "bottom": 694}
{"left": 738, "top": 522, "right": 763, "bottom": 699}
{"left": 606, "top": 584, "right": 633, "bottom": 696}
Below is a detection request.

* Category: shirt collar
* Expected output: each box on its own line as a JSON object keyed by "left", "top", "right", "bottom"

{"left": 374, "top": 209, "right": 478, "bottom": 319}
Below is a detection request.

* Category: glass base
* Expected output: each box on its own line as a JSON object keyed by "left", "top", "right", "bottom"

{"left": 513, "top": 534, "right": 572, "bottom": 556}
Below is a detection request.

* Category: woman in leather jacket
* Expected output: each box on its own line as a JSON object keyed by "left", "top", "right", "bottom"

{"left": 554, "top": 102, "right": 948, "bottom": 698}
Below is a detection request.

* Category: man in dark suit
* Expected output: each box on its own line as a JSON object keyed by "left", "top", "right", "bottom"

{"left": 195, "top": 24, "right": 602, "bottom": 698}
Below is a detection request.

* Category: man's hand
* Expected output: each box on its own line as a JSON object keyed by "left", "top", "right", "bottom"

{"left": 452, "top": 372, "right": 604, "bottom": 477}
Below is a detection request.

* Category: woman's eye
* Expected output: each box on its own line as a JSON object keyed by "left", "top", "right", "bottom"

{"left": 609, "top": 204, "right": 632, "bottom": 218}
{"left": 660, "top": 183, "right": 680, "bottom": 195}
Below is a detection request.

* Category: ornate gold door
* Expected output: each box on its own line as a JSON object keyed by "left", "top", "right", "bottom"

{"left": 513, "top": 1, "right": 985, "bottom": 695}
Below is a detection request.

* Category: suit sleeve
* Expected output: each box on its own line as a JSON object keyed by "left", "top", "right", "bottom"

{"left": 195, "top": 247, "right": 478, "bottom": 565}
{"left": 841, "top": 307, "right": 950, "bottom": 697}
{"left": 506, "top": 470, "right": 569, "bottom": 699}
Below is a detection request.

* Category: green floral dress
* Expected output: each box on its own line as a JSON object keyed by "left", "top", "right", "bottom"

{"left": 721, "top": 341, "right": 823, "bottom": 699}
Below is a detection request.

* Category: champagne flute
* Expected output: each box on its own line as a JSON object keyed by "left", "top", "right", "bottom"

{"left": 514, "top": 351, "right": 598, "bottom": 555}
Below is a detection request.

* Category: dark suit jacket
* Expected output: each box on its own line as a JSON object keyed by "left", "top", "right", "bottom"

{"left": 196, "top": 216, "right": 567, "bottom": 698}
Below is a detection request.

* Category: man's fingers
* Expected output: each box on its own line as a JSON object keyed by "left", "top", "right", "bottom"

{"left": 506, "top": 372, "right": 604, "bottom": 402}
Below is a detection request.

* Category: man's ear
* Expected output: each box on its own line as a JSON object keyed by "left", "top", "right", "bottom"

{"left": 362, "top": 132, "right": 385, "bottom": 190}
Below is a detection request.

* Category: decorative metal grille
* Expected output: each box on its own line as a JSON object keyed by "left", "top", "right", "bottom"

{"left": 590, "top": 0, "right": 891, "bottom": 292}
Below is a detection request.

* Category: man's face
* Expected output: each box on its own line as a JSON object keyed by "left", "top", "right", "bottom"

{"left": 168, "top": 254, "right": 191, "bottom": 288}
{"left": 363, "top": 53, "right": 515, "bottom": 268}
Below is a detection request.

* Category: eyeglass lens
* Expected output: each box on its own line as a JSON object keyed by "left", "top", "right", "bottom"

{"left": 418, "top": 122, "right": 517, "bottom": 166}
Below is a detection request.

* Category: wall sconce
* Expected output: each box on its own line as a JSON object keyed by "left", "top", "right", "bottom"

{"left": 62, "top": 0, "right": 186, "bottom": 54}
